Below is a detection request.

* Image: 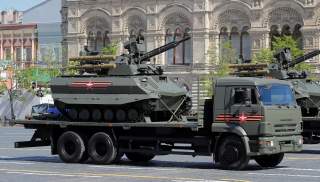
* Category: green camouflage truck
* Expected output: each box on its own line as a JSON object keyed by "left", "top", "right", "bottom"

{"left": 12, "top": 77, "right": 302, "bottom": 170}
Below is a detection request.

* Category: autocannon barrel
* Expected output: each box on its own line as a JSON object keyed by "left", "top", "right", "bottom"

{"left": 137, "top": 36, "right": 191, "bottom": 63}
{"left": 288, "top": 49, "right": 320, "bottom": 68}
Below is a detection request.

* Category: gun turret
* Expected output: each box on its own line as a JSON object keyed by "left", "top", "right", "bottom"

{"left": 288, "top": 49, "right": 320, "bottom": 68}
{"left": 135, "top": 36, "right": 191, "bottom": 64}
{"left": 273, "top": 48, "right": 320, "bottom": 70}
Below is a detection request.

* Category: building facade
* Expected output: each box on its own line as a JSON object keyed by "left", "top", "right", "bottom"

{"left": 62, "top": 0, "right": 320, "bottom": 69}
{"left": 0, "top": 9, "right": 38, "bottom": 89}
{"left": 23, "top": 0, "right": 62, "bottom": 65}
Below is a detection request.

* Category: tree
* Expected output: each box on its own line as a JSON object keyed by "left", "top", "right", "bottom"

{"left": 252, "top": 48, "right": 274, "bottom": 64}
{"left": 203, "top": 41, "right": 235, "bottom": 96}
{"left": 101, "top": 42, "right": 119, "bottom": 55}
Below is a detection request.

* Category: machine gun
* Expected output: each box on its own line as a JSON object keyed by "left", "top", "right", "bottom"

{"left": 116, "top": 36, "right": 191, "bottom": 65}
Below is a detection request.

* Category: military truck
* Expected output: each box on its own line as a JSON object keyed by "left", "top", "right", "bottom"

{"left": 229, "top": 48, "right": 320, "bottom": 143}
{"left": 12, "top": 77, "right": 302, "bottom": 170}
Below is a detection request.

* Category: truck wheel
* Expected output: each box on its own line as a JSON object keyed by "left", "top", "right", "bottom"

{"left": 125, "top": 152, "right": 155, "bottom": 162}
{"left": 88, "top": 132, "right": 117, "bottom": 164}
{"left": 57, "top": 131, "right": 85, "bottom": 163}
{"left": 254, "top": 153, "right": 284, "bottom": 168}
{"left": 218, "top": 136, "right": 249, "bottom": 170}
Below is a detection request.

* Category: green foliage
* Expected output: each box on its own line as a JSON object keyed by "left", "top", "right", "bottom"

{"left": 101, "top": 42, "right": 119, "bottom": 55}
{"left": 252, "top": 48, "right": 274, "bottom": 64}
{"left": 272, "top": 36, "right": 303, "bottom": 58}
{"left": 202, "top": 42, "right": 235, "bottom": 96}
{"left": 220, "top": 41, "right": 238, "bottom": 65}
{"left": 0, "top": 81, "right": 6, "bottom": 94}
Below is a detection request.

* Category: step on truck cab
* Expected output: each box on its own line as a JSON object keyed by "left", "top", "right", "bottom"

{"left": 12, "top": 77, "right": 302, "bottom": 170}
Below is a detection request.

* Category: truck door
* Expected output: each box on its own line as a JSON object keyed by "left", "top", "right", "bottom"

{"left": 225, "top": 86, "right": 263, "bottom": 135}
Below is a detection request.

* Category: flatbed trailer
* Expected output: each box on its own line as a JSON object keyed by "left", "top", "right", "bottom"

{"left": 10, "top": 77, "right": 303, "bottom": 170}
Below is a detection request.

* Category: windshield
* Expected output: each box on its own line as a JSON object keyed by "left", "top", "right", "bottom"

{"left": 258, "top": 84, "right": 295, "bottom": 106}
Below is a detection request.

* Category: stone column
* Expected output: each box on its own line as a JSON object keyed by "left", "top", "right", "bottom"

{"left": 21, "top": 31, "right": 24, "bottom": 64}
{"left": 192, "top": 31, "right": 207, "bottom": 64}
{"left": 158, "top": 34, "right": 166, "bottom": 65}
{"left": 249, "top": 28, "right": 269, "bottom": 56}
{"left": 10, "top": 33, "right": 14, "bottom": 62}
{"left": 31, "top": 34, "right": 35, "bottom": 66}
{"left": 0, "top": 33, "right": 3, "bottom": 60}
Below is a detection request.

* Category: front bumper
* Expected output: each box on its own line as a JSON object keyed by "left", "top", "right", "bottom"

{"left": 248, "top": 135, "right": 303, "bottom": 156}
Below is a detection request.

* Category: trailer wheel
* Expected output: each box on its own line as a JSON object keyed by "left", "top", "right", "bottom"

{"left": 218, "top": 136, "right": 249, "bottom": 170}
{"left": 57, "top": 131, "right": 86, "bottom": 163}
{"left": 125, "top": 152, "right": 155, "bottom": 162}
{"left": 88, "top": 132, "right": 117, "bottom": 164}
{"left": 254, "top": 153, "right": 284, "bottom": 168}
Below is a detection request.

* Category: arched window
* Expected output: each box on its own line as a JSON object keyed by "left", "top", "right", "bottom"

{"left": 281, "top": 25, "right": 291, "bottom": 36}
{"left": 87, "top": 31, "right": 96, "bottom": 51}
{"left": 293, "top": 24, "right": 303, "bottom": 49}
{"left": 103, "top": 31, "right": 110, "bottom": 47}
{"left": 96, "top": 31, "right": 103, "bottom": 51}
{"left": 174, "top": 28, "right": 183, "bottom": 64}
{"left": 270, "top": 25, "right": 280, "bottom": 49}
{"left": 165, "top": 27, "right": 192, "bottom": 65}
{"left": 270, "top": 24, "right": 304, "bottom": 50}
{"left": 241, "top": 26, "right": 251, "bottom": 61}
{"left": 219, "top": 27, "right": 229, "bottom": 59}
{"left": 231, "top": 27, "right": 240, "bottom": 57}
{"left": 219, "top": 26, "right": 252, "bottom": 62}
{"left": 165, "top": 29, "right": 174, "bottom": 65}
{"left": 184, "top": 28, "right": 192, "bottom": 64}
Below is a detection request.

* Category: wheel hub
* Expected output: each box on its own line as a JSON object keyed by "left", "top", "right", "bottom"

{"left": 223, "top": 145, "right": 239, "bottom": 164}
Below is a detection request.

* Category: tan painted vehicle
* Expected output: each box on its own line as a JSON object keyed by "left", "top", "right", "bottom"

{"left": 12, "top": 77, "right": 302, "bottom": 170}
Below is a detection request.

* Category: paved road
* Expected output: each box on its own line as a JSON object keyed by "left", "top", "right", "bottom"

{"left": 1, "top": 127, "right": 320, "bottom": 182}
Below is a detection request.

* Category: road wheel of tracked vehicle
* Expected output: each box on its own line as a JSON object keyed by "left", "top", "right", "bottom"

{"left": 218, "top": 136, "right": 249, "bottom": 170}
{"left": 68, "top": 108, "right": 78, "bottom": 120}
{"left": 92, "top": 109, "right": 102, "bottom": 122}
{"left": 126, "top": 152, "right": 155, "bottom": 162}
{"left": 88, "top": 132, "right": 117, "bottom": 164}
{"left": 254, "top": 153, "right": 284, "bottom": 168}
{"left": 116, "top": 109, "right": 126, "bottom": 122}
{"left": 127, "top": 109, "right": 139, "bottom": 122}
{"left": 57, "top": 131, "right": 86, "bottom": 163}
{"left": 103, "top": 109, "right": 114, "bottom": 122}
{"left": 79, "top": 108, "right": 90, "bottom": 121}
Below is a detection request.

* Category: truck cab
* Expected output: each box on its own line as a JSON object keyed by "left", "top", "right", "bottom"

{"left": 206, "top": 77, "right": 302, "bottom": 169}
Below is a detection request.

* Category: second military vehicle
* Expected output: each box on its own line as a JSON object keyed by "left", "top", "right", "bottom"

{"left": 51, "top": 36, "right": 192, "bottom": 123}
{"left": 12, "top": 77, "right": 302, "bottom": 170}
{"left": 230, "top": 48, "right": 320, "bottom": 143}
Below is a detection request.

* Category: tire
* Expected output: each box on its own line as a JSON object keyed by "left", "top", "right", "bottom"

{"left": 88, "top": 132, "right": 117, "bottom": 164}
{"left": 217, "top": 136, "right": 249, "bottom": 170}
{"left": 57, "top": 131, "right": 86, "bottom": 163}
{"left": 125, "top": 152, "right": 155, "bottom": 162}
{"left": 255, "top": 153, "right": 284, "bottom": 168}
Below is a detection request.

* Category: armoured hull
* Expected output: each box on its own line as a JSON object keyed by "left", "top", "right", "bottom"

{"left": 292, "top": 79, "right": 320, "bottom": 117}
{"left": 50, "top": 75, "right": 191, "bottom": 122}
